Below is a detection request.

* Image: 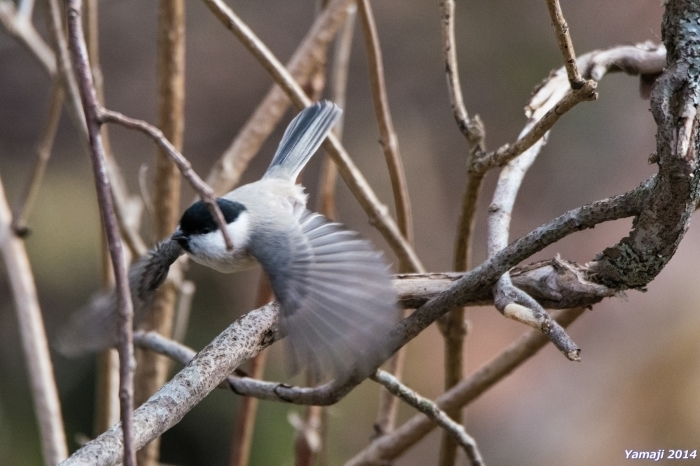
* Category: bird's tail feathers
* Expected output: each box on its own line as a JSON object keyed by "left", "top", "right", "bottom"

{"left": 263, "top": 101, "right": 342, "bottom": 181}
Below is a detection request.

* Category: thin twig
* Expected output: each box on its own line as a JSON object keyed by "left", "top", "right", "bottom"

{"left": 201, "top": 0, "right": 424, "bottom": 272}
{"left": 100, "top": 109, "right": 233, "bottom": 250}
{"left": 370, "top": 370, "right": 484, "bottom": 466}
{"left": 439, "top": 1, "right": 485, "bottom": 461}
{"left": 172, "top": 280, "right": 196, "bottom": 343}
{"left": 357, "top": 0, "right": 414, "bottom": 249}
{"left": 356, "top": 0, "right": 421, "bottom": 440}
{"left": 486, "top": 69, "right": 584, "bottom": 360}
{"left": 228, "top": 275, "right": 273, "bottom": 466}
{"left": 0, "top": 0, "right": 55, "bottom": 75}
{"left": 345, "top": 308, "right": 584, "bottom": 465}
{"left": 545, "top": 0, "right": 584, "bottom": 88}
{"left": 317, "top": 2, "right": 356, "bottom": 220}
{"left": 0, "top": 169, "right": 67, "bottom": 466}
{"left": 11, "top": 79, "right": 63, "bottom": 236}
{"left": 65, "top": 1, "right": 136, "bottom": 464}
{"left": 134, "top": 2, "right": 186, "bottom": 465}
{"left": 86, "top": 0, "right": 122, "bottom": 437}
{"left": 472, "top": 81, "right": 597, "bottom": 173}
{"left": 206, "top": 0, "right": 353, "bottom": 196}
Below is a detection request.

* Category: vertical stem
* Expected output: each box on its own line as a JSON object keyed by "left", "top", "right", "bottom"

{"left": 317, "top": 3, "right": 356, "bottom": 221}
{"left": 133, "top": 1, "right": 185, "bottom": 465}
{"left": 0, "top": 176, "right": 68, "bottom": 465}
{"left": 356, "top": 0, "right": 421, "bottom": 441}
{"left": 228, "top": 276, "right": 272, "bottom": 466}
{"left": 85, "top": 0, "right": 121, "bottom": 436}
{"left": 438, "top": 0, "right": 485, "bottom": 463}
{"left": 65, "top": 1, "right": 136, "bottom": 464}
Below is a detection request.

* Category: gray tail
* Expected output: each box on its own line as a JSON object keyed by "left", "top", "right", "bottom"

{"left": 263, "top": 101, "right": 342, "bottom": 180}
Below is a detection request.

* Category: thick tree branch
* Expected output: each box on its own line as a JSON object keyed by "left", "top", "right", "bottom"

{"left": 590, "top": 2, "right": 700, "bottom": 288}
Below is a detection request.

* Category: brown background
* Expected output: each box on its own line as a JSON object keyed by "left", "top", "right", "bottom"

{"left": 2, "top": 1, "right": 697, "bottom": 465}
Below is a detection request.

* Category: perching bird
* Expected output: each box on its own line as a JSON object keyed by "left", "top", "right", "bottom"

{"left": 57, "top": 101, "right": 399, "bottom": 380}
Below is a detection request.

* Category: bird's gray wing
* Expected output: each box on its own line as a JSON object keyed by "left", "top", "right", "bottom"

{"left": 248, "top": 210, "right": 399, "bottom": 380}
{"left": 54, "top": 239, "right": 184, "bottom": 356}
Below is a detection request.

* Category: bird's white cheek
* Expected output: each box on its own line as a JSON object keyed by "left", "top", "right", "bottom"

{"left": 225, "top": 211, "right": 251, "bottom": 251}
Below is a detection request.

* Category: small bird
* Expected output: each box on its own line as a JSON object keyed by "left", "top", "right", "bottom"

{"left": 57, "top": 101, "right": 399, "bottom": 380}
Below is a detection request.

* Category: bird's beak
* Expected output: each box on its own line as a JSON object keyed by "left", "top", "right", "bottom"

{"left": 171, "top": 230, "right": 190, "bottom": 251}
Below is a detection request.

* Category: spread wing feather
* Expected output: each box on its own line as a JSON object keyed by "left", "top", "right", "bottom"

{"left": 249, "top": 210, "right": 398, "bottom": 380}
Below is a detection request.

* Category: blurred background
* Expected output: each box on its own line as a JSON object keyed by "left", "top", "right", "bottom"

{"left": 2, "top": 0, "right": 699, "bottom": 464}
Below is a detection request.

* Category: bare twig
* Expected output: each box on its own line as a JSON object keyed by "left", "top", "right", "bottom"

{"left": 439, "top": 1, "right": 486, "bottom": 461}
{"left": 206, "top": 0, "right": 353, "bottom": 196}
{"left": 357, "top": 0, "right": 414, "bottom": 249}
{"left": 545, "top": 0, "right": 584, "bottom": 88}
{"left": 202, "top": 0, "right": 424, "bottom": 272}
{"left": 59, "top": 304, "right": 280, "bottom": 466}
{"left": 346, "top": 308, "right": 584, "bottom": 465}
{"left": 317, "top": 2, "right": 357, "bottom": 220}
{"left": 133, "top": 2, "right": 186, "bottom": 465}
{"left": 11, "top": 79, "right": 63, "bottom": 236}
{"left": 472, "top": 81, "right": 597, "bottom": 173}
{"left": 172, "top": 280, "right": 196, "bottom": 343}
{"left": 229, "top": 276, "right": 272, "bottom": 466}
{"left": 370, "top": 370, "right": 484, "bottom": 466}
{"left": 0, "top": 0, "right": 56, "bottom": 75}
{"left": 356, "top": 0, "right": 421, "bottom": 439}
{"left": 45, "top": 0, "right": 147, "bottom": 260}
{"left": 100, "top": 109, "right": 233, "bottom": 250}
{"left": 0, "top": 169, "right": 67, "bottom": 466}
{"left": 486, "top": 70, "right": 582, "bottom": 361}
{"left": 65, "top": 1, "right": 136, "bottom": 464}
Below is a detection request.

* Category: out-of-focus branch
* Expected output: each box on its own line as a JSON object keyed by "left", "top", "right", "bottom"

{"left": 356, "top": 0, "right": 421, "bottom": 440}
{"left": 229, "top": 276, "right": 273, "bottom": 466}
{"left": 345, "top": 308, "right": 585, "bottom": 465}
{"left": 439, "top": 0, "right": 486, "bottom": 461}
{"left": 545, "top": 0, "right": 584, "bottom": 88}
{"left": 11, "top": 80, "right": 63, "bottom": 236}
{"left": 45, "top": 0, "right": 147, "bottom": 260}
{"left": 202, "top": 0, "right": 424, "bottom": 272}
{"left": 100, "top": 109, "right": 233, "bottom": 250}
{"left": 357, "top": 0, "right": 414, "bottom": 250}
{"left": 370, "top": 370, "right": 484, "bottom": 466}
{"left": 205, "top": 0, "right": 353, "bottom": 195}
{"left": 134, "top": 2, "right": 186, "bottom": 465}
{"left": 0, "top": 0, "right": 56, "bottom": 75}
{"left": 317, "top": 2, "right": 356, "bottom": 220}
{"left": 65, "top": 1, "right": 136, "bottom": 464}
{"left": 0, "top": 168, "right": 67, "bottom": 466}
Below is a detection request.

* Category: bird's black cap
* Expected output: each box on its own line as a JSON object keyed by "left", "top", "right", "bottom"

{"left": 178, "top": 198, "right": 246, "bottom": 237}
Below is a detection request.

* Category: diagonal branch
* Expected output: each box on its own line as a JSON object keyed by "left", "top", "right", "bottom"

{"left": 100, "top": 110, "right": 233, "bottom": 250}
{"left": 370, "top": 370, "right": 484, "bottom": 466}
{"left": 201, "top": 0, "right": 424, "bottom": 272}
{"left": 0, "top": 164, "right": 67, "bottom": 466}
{"left": 545, "top": 0, "right": 584, "bottom": 88}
